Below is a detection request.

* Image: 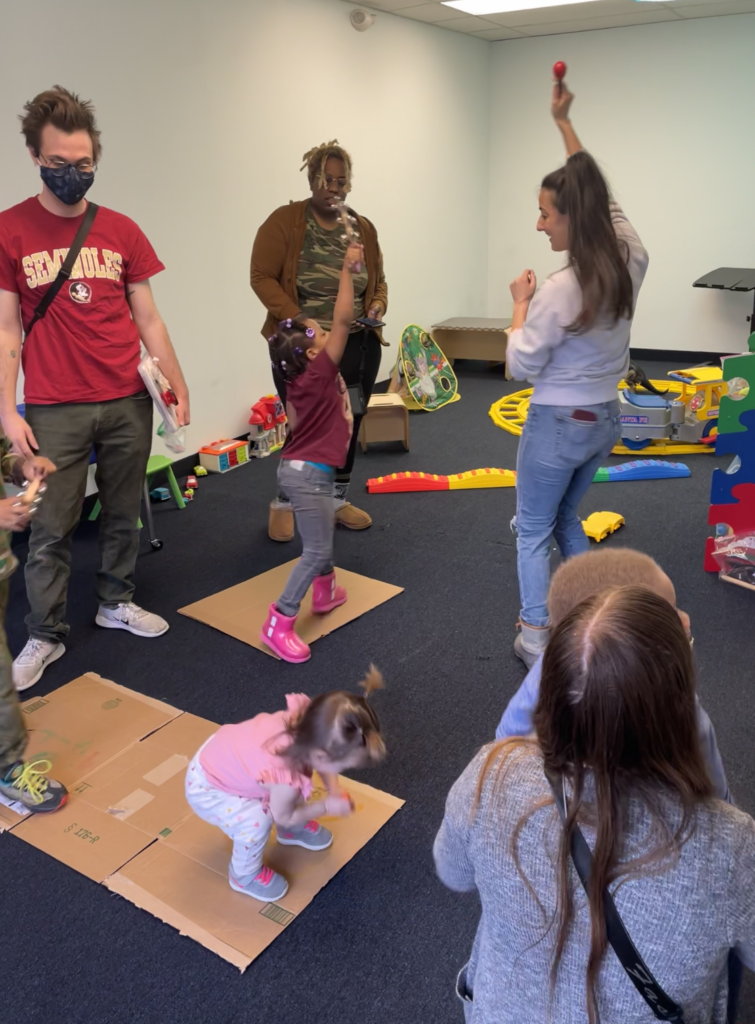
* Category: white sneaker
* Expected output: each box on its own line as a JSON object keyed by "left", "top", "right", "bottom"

{"left": 95, "top": 602, "right": 169, "bottom": 638}
{"left": 13, "top": 638, "right": 66, "bottom": 692}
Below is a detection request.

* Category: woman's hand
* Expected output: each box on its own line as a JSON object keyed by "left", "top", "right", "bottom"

{"left": 21, "top": 456, "right": 56, "bottom": 481}
{"left": 367, "top": 301, "right": 384, "bottom": 321}
{"left": 551, "top": 81, "right": 574, "bottom": 124}
{"left": 0, "top": 497, "right": 30, "bottom": 532}
{"left": 510, "top": 270, "right": 537, "bottom": 304}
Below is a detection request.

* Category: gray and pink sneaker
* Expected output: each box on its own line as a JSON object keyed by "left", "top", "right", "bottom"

{"left": 277, "top": 820, "right": 333, "bottom": 851}
{"left": 229, "top": 865, "right": 289, "bottom": 903}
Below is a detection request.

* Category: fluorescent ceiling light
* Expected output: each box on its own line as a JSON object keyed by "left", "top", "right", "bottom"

{"left": 443, "top": 0, "right": 602, "bottom": 14}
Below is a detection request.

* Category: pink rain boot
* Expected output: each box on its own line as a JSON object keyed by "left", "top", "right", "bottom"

{"left": 311, "top": 571, "right": 348, "bottom": 614}
{"left": 260, "top": 605, "right": 311, "bottom": 663}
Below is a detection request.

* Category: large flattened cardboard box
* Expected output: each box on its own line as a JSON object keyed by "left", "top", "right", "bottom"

{"left": 0, "top": 674, "right": 403, "bottom": 970}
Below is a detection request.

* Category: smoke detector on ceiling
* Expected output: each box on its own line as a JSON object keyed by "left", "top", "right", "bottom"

{"left": 350, "top": 9, "right": 376, "bottom": 31}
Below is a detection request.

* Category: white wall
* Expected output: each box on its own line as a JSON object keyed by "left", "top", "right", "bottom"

{"left": 0, "top": 0, "right": 491, "bottom": 453}
{"left": 488, "top": 15, "right": 755, "bottom": 354}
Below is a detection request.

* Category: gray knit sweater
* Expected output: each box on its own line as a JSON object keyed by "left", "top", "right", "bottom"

{"left": 434, "top": 744, "right": 755, "bottom": 1023}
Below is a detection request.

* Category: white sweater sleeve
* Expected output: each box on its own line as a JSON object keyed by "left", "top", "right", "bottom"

{"left": 505, "top": 277, "right": 567, "bottom": 382}
{"left": 610, "top": 201, "right": 649, "bottom": 278}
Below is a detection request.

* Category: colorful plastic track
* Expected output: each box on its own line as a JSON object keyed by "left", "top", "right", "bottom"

{"left": 367, "top": 468, "right": 516, "bottom": 493}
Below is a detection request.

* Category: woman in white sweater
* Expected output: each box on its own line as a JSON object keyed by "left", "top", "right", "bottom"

{"left": 506, "top": 83, "right": 649, "bottom": 667}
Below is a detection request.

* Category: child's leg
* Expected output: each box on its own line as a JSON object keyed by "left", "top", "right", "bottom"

{"left": 275, "top": 462, "right": 335, "bottom": 617}
{"left": 186, "top": 754, "right": 272, "bottom": 876}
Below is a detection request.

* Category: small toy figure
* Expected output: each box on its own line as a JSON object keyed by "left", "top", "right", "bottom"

{"left": 150, "top": 487, "right": 170, "bottom": 502}
{"left": 183, "top": 489, "right": 194, "bottom": 501}
{"left": 194, "top": 466, "right": 208, "bottom": 477}
{"left": 186, "top": 475, "right": 198, "bottom": 489}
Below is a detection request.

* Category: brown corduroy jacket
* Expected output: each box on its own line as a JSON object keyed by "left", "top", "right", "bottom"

{"left": 250, "top": 199, "right": 388, "bottom": 344}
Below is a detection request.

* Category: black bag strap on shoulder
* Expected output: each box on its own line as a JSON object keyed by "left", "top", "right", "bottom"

{"left": 25, "top": 202, "right": 99, "bottom": 337}
{"left": 546, "top": 770, "right": 685, "bottom": 1023}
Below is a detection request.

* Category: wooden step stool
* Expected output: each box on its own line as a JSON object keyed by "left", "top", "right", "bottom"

{"left": 359, "top": 393, "right": 410, "bottom": 453}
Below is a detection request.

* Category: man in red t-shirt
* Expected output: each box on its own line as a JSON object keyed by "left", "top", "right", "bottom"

{"left": 0, "top": 86, "right": 190, "bottom": 691}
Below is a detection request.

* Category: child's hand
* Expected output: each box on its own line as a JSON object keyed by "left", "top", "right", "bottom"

{"left": 344, "top": 244, "right": 364, "bottom": 275}
{"left": 324, "top": 794, "right": 354, "bottom": 818}
{"left": 22, "top": 456, "right": 56, "bottom": 482}
{"left": 0, "top": 497, "right": 31, "bottom": 532}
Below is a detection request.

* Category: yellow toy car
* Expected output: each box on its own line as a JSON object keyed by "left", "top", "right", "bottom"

{"left": 582, "top": 511, "right": 625, "bottom": 543}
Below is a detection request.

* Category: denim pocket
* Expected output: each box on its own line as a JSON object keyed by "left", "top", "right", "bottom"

{"left": 554, "top": 409, "right": 604, "bottom": 465}
{"left": 455, "top": 963, "right": 473, "bottom": 1004}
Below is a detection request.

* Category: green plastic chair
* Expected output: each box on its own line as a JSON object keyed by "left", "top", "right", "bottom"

{"left": 89, "top": 454, "right": 186, "bottom": 522}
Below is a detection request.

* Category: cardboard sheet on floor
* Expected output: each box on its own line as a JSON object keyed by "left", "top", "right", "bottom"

{"left": 1, "top": 673, "right": 404, "bottom": 970}
{"left": 177, "top": 560, "right": 404, "bottom": 657}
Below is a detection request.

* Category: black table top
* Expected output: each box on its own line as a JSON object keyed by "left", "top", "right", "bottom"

{"left": 693, "top": 268, "right": 755, "bottom": 291}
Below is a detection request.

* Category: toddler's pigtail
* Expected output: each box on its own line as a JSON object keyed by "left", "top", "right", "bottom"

{"left": 359, "top": 664, "right": 385, "bottom": 699}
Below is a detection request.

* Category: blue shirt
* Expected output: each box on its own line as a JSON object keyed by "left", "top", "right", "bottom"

{"left": 496, "top": 654, "right": 732, "bottom": 803}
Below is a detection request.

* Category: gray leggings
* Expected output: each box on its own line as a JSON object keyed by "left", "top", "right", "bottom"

{"left": 275, "top": 460, "right": 335, "bottom": 617}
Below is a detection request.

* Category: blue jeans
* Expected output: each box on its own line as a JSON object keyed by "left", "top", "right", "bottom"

{"left": 275, "top": 460, "right": 336, "bottom": 617}
{"left": 514, "top": 400, "right": 621, "bottom": 627}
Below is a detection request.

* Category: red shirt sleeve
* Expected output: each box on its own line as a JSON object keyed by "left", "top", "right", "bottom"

{"left": 0, "top": 225, "right": 19, "bottom": 294}
{"left": 122, "top": 219, "right": 165, "bottom": 285}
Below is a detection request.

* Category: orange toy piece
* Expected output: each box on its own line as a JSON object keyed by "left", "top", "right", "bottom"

{"left": 367, "top": 468, "right": 516, "bottom": 493}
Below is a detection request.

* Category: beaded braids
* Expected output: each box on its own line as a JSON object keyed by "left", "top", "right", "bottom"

{"left": 301, "top": 140, "right": 353, "bottom": 193}
{"left": 283, "top": 666, "right": 386, "bottom": 769}
{"left": 268, "top": 318, "right": 317, "bottom": 384}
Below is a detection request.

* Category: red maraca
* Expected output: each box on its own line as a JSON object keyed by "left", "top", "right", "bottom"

{"left": 553, "top": 60, "right": 567, "bottom": 97}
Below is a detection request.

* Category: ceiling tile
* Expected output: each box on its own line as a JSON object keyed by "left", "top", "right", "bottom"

{"left": 341, "top": 0, "right": 424, "bottom": 12}
{"left": 513, "top": 9, "right": 680, "bottom": 34}
{"left": 472, "top": 24, "right": 527, "bottom": 37}
{"left": 392, "top": 3, "right": 468, "bottom": 22}
{"left": 440, "top": 14, "right": 503, "bottom": 31}
{"left": 674, "top": 0, "right": 755, "bottom": 15}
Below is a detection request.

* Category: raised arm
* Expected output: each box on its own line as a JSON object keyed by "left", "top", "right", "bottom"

{"left": 552, "top": 82, "right": 582, "bottom": 158}
{"left": 324, "top": 243, "right": 363, "bottom": 367}
{"left": 0, "top": 289, "right": 38, "bottom": 458}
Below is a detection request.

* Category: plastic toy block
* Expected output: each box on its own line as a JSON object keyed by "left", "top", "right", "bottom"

{"left": 366, "top": 468, "right": 516, "bottom": 494}
{"left": 710, "top": 408, "right": 755, "bottom": 504}
{"left": 717, "top": 352, "right": 755, "bottom": 436}
{"left": 705, "top": 483, "right": 755, "bottom": 571}
{"left": 583, "top": 511, "right": 625, "bottom": 542}
{"left": 592, "top": 460, "right": 690, "bottom": 483}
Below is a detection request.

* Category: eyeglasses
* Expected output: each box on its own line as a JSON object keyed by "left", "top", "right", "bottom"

{"left": 321, "top": 175, "right": 347, "bottom": 190}
{"left": 39, "top": 155, "right": 96, "bottom": 175}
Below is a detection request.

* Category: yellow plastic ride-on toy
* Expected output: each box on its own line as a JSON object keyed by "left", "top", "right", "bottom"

{"left": 619, "top": 365, "right": 725, "bottom": 451}
{"left": 582, "top": 511, "right": 625, "bottom": 543}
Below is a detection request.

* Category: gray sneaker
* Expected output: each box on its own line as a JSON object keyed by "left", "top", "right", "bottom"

{"left": 277, "top": 820, "right": 333, "bottom": 851}
{"left": 513, "top": 622, "right": 549, "bottom": 670}
{"left": 96, "top": 602, "right": 169, "bottom": 637}
{"left": 229, "top": 865, "right": 289, "bottom": 903}
{"left": 12, "top": 638, "right": 66, "bottom": 692}
{"left": 0, "top": 759, "right": 68, "bottom": 812}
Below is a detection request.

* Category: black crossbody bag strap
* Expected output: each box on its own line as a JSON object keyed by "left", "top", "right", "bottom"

{"left": 25, "top": 202, "right": 99, "bottom": 337}
{"left": 546, "top": 770, "right": 685, "bottom": 1023}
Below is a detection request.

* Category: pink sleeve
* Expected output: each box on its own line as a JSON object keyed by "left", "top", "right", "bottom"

{"left": 258, "top": 764, "right": 313, "bottom": 800}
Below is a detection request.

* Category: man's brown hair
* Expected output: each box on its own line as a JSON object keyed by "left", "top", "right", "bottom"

{"left": 20, "top": 85, "right": 102, "bottom": 162}
{"left": 548, "top": 548, "right": 666, "bottom": 628}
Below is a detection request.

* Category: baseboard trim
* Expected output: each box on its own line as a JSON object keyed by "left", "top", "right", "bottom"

{"left": 630, "top": 349, "right": 725, "bottom": 364}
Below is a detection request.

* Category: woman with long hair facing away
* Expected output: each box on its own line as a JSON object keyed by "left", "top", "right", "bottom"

{"left": 435, "top": 587, "right": 755, "bottom": 1023}
{"left": 506, "top": 81, "right": 649, "bottom": 668}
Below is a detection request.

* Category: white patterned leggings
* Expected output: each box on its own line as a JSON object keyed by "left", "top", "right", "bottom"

{"left": 185, "top": 751, "right": 273, "bottom": 879}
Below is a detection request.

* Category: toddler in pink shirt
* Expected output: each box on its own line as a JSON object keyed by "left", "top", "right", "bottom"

{"left": 185, "top": 668, "right": 385, "bottom": 903}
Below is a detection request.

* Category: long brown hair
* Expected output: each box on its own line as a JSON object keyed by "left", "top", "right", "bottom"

{"left": 475, "top": 586, "right": 713, "bottom": 1022}
{"left": 542, "top": 151, "right": 633, "bottom": 334}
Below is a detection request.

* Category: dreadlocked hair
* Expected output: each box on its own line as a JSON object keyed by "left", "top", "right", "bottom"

{"left": 283, "top": 666, "right": 386, "bottom": 769}
{"left": 268, "top": 318, "right": 316, "bottom": 384}
{"left": 301, "top": 139, "right": 353, "bottom": 192}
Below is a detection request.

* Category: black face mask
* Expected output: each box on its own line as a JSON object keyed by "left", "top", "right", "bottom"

{"left": 39, "top": 163, "right": 95, "bottom": 205}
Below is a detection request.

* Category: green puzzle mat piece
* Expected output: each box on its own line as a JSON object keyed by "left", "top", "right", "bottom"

{"left": 719, "top": 352, "right": 755, "bottom": 436}
{"left": 399, "top": 324, "right": 457, "bottom": 412}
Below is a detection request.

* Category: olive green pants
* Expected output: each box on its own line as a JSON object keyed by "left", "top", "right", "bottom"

{"left": 0, "top": 577, "right": 26, "bottom": 773}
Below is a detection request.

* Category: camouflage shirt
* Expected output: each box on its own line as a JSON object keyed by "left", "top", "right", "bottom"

{"left": 0, "top": 436, "right": 22, "bottom": 581}
{"left": 296, "top": 206, "right": 368, "bottom": 331}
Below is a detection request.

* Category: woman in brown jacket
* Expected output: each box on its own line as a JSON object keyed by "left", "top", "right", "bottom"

{"left": 251, "top": 141, "right": 388, "bottom": 541}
